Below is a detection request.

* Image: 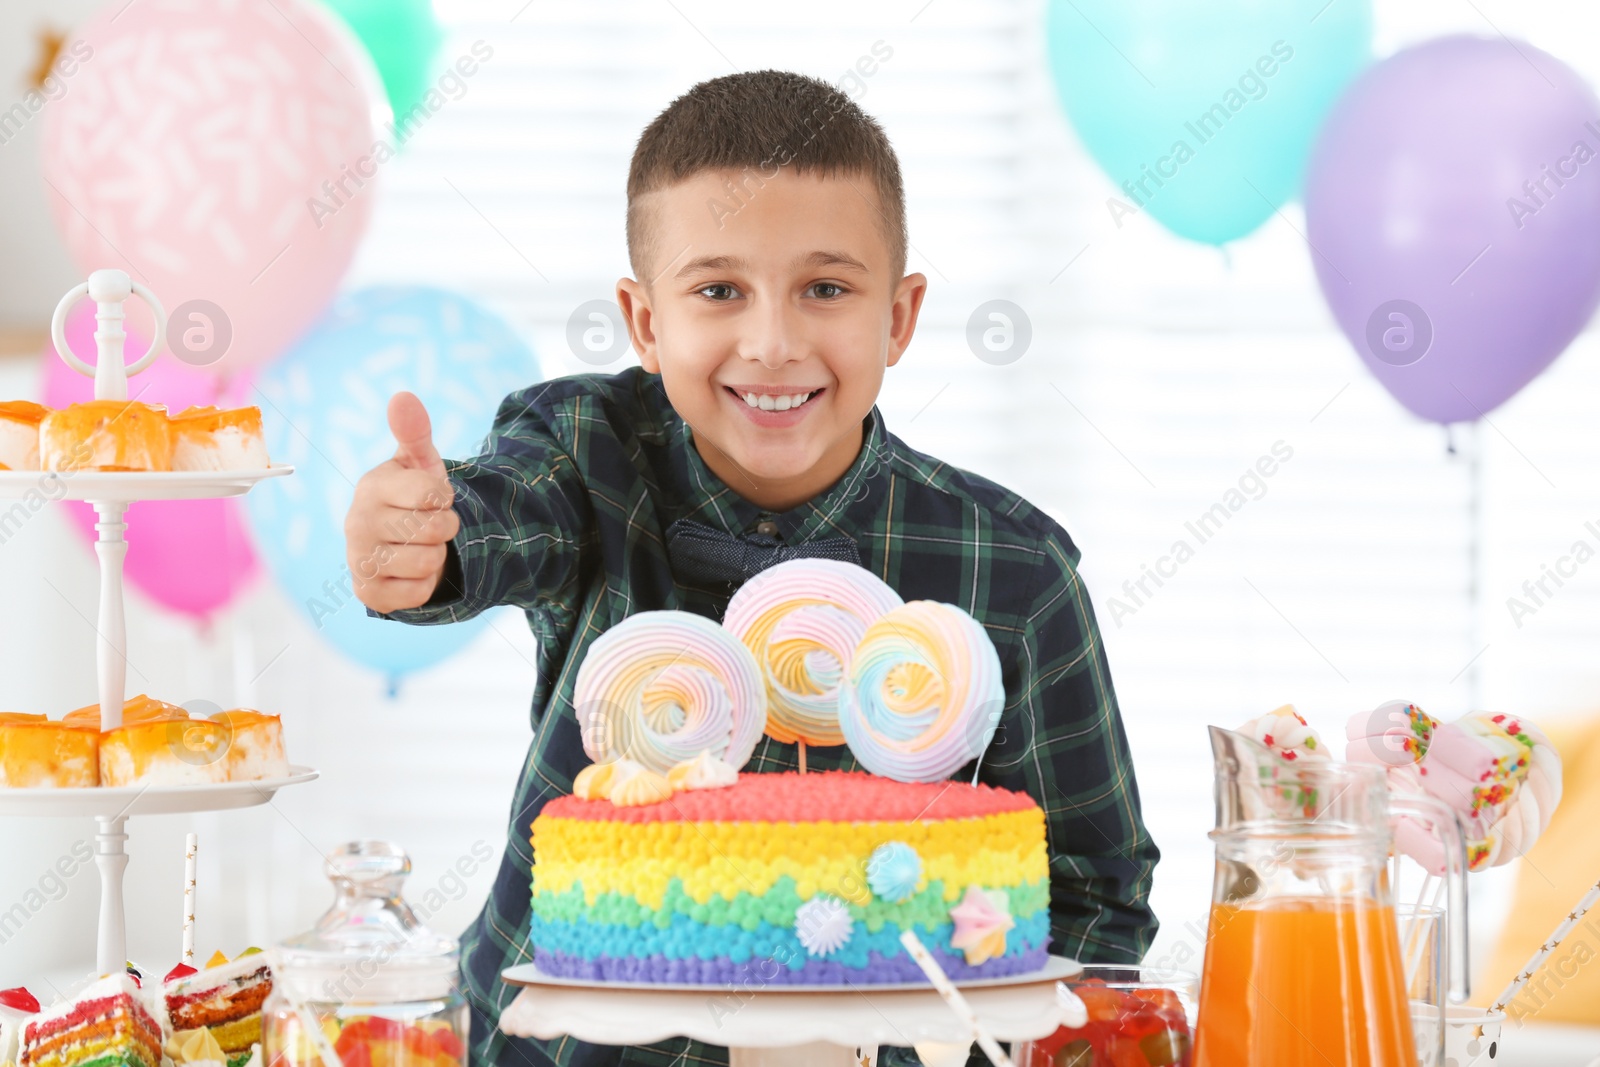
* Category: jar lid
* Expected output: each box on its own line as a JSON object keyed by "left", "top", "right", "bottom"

{"left": 276, "top": 841, "right": 459, "bottom": 1003}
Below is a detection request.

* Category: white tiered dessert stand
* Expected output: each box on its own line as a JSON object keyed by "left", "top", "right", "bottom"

{"left": 0, "top": 269, "right": 316, "bottom": 975}
{"left": 500, "top": 957, "right": 1081, "bottom": 1066}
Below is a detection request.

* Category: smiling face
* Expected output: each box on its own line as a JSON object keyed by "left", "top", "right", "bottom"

{"left": 617, "top": 167, "right": 927, "bottom": 512}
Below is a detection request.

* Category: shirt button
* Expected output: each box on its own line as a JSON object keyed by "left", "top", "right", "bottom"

{"left": 755, "top": 520, "right": 779, "bottom": 537}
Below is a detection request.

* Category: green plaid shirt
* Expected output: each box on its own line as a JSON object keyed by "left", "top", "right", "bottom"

{"left": 379, "top": 367, "right": 1159, "bottom": 1067}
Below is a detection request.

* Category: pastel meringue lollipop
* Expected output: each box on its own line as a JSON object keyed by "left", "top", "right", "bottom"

{"left": 723, "top": 558, "right": 904, "bottom": 746}
{"left": 1346, "top": 700, "right": 1439, "bottom": 768}
{"left": 837, "top": 600, "right": 1004, "bottom": 783}
{"left": 573, "top": 610, "right": 766, "bottom": 775}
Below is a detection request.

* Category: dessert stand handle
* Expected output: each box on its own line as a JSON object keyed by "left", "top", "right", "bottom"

{"left": 95, "top": 815, "right": 129, "bottom": 976}
{"left": 49, "top": 268, "right": 167, "bottom": 401}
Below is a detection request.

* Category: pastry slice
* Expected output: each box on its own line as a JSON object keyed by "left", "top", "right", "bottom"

{"left": 69, "top": 696, "right": 227, "bottom": 787}
{"left": 40, "top": 399, "right": 172, "bottom": 472}
{"left": 0, "top": 402, "right": 48, "bottom": 471}
{"left": 18, "top": 973, "right": 165, "bottom": 1067}
{"left": 0, "top": 713, "right": 99, "bottom": 788}
{"left": 169, "top": 406, "right": 270, "bottom": 472}
{"left": 210, "top": 710, "right": 288, "bottom": 781}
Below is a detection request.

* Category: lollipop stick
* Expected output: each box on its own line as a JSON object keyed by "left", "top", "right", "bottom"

{"left": 1489, "top": 876, "right": 1600, "bottom": 1014}
{"left": 798, "top": 740, "right": 807, "bottom": 775}
{"left": 182, "top": 833, "right": 197, "bottom": 964}
{"left": 1403, "top": 878, "right": 1446, "bottom": 993}
{"left": 898, "top": 930, "right": 1014, "bottom": 1067}
{"left": 1413, "top": 873, "right": 1436, "bottom": 919}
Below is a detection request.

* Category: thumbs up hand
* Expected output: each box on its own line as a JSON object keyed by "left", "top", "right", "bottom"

{"left": 346, "top": 392, "right": 462, "bottom": 613}
{"left": 388, "top": 390, "right": 446, "bottom": 474}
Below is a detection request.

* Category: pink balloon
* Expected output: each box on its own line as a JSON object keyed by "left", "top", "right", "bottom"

{"left": 40, "top": 0, "right": 381, "bottom": 374}
{"left": 42, "top": 306, "right": 260, "bottom": 620}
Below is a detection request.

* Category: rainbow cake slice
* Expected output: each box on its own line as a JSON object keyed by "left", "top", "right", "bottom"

{"left": 18, "top": 975, "right": 164, "bottom": 1067}
{"left": 162, "top": 952, "right": 271, "bottom": 1067}
{"left": 1, "top": 987, "right": 41, "bottom": 1067}
{"left": 529, "top": 769, "right": 1050, "bottom": 984}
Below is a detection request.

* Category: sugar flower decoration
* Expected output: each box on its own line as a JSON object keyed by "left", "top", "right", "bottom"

{"left": 866, "top": 841, "right": 923, "bottom": 903}
{"left": 795, "top": 895, "right": 853, "bottom": 957}
{"left": 949, "top": 886, "right": 1013, "bottom": 966}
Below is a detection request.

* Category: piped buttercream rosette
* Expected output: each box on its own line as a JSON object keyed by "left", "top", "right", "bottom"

{"left": 723, "top": 559, "right": 904, "bottom": 746}
{"left": 573, "top": 610, "right": 766, "bottom": 775}
{"left": 838, "top": 600, "right": 1004, "bottom": 784}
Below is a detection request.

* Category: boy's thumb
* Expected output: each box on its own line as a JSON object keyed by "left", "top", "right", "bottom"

{"left": 388, "top": 391, "right": 445, "bottom": 474}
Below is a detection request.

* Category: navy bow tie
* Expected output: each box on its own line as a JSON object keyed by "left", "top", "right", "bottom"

{"left": 665, "top": 518, "right": 861, "bottom": 587}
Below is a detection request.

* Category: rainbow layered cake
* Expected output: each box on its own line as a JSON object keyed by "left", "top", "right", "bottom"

{"left": 530, "top": 769, "right": 1050, "bottom": 984}
{"left": 17, "top": 975, "right": 164, "bottom": 1067}
{"left": 161, "top": 950, "right": 271, "bottom": 1067}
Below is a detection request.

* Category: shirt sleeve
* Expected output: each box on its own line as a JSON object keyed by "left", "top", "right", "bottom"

{"left": 371, "top": 388, "right": 594, "bottom": 627}
{"left": 979, "top": 529, "right": 1161, "bottom": 964}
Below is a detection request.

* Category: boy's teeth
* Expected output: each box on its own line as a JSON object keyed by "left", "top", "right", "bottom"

{"left": 739, "top": 391, "right": 813, "bottom": 412}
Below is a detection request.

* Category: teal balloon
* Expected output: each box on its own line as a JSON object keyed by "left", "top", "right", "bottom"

{"left": 247, "top": 287, "right": 540, "bottom": 687}
{"left": 323, "top": 0, "right": 442, "bottom": 120}
{"left": 1045, "top": 0, "right": 1371, "bottom": 245}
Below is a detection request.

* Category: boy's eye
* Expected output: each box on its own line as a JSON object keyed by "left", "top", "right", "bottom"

{"left": 697, "top": 283, "right": 739, "bottom": 301}
{"left": 810, "top": 282, "right": 845, "bottom": 300}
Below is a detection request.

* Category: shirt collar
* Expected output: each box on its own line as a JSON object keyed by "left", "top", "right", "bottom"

{"left": 669, "top": 394, "right": 893, "bottom": 544}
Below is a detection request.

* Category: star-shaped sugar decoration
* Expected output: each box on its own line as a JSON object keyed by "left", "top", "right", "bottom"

{"left": 949, "top": 886, "right": 1014, "bottom": 966}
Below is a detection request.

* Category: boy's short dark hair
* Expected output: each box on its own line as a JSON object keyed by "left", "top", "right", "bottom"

{"left": 626, "top": 69, "right": 907, "bottom": 287}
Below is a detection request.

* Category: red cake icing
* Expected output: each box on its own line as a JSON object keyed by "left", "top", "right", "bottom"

{"left": 543, "top": 769, "right": 1035, "bottom": 823}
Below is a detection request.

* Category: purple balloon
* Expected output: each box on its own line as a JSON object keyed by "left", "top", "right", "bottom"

{"left": 1305, "top": 36, "right": 1600, "bottom": 424}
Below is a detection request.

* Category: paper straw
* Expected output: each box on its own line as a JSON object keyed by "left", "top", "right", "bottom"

{"left": 182, "top": 833, "right": 197, "bottom": 963}
{"left": 1489, "top": 876, "right": 1600, "bottom": 1014}
{"left": 897, "top": 930, "right": 1015, "bottom": 1067}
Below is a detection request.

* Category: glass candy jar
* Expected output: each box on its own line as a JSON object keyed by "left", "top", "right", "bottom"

{"left": 264, "top": 842, "right": 468, "bottom": 1067}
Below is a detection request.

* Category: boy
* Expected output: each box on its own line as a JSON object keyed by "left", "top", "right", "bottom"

{"left": 347, "top": 70, "right": 1159, "bottom": 1067}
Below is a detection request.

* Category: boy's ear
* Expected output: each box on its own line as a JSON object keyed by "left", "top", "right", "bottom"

{"left": 885, "top": 272, "right": 929, "bottom": 369}
{"left": 615, "top": 277, "right": 660, "bottom": 373}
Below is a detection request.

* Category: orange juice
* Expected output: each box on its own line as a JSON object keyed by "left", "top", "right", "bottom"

{"left": 1193, "top": 896, "right": 1417, "bottom": 1067}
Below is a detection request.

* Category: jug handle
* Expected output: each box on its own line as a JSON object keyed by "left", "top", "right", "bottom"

{"left": 1390, "top": 792, "right": 1471, "bottom": 1003}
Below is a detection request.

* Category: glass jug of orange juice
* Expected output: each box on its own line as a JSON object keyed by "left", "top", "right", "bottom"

{"left": 1192, "top": 726, "right": 1470, "bottom": 1067}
